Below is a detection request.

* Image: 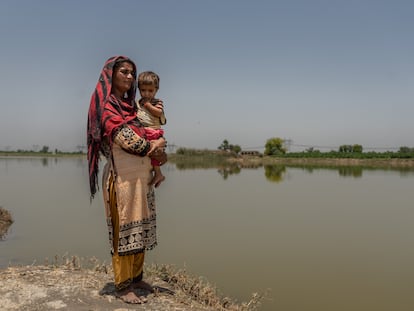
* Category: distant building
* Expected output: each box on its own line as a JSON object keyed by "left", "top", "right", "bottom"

{"left": 240, "top": 150, "right": 262, "bottom": 156}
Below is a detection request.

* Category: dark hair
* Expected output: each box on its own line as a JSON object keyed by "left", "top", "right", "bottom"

{"left": 138, "top": 71, "right": 160, "bottom": 89}
{"left": 113, "top": 59, "right": 136, "bottom": 77}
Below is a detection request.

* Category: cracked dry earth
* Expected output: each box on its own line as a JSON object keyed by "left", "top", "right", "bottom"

{"left": 0, "top": 265, "right": 213, "bottom": 311}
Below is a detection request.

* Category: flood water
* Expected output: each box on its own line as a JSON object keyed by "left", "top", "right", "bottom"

{"left": 1, "top": 157, "right": 413, "bottom": 311}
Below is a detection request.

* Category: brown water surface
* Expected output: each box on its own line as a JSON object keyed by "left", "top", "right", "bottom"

{"left": 1, "top": 157, "right": 413, "bottom": 311}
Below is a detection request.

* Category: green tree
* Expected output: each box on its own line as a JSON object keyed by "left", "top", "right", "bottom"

{"left": 399, "top": 146, "right": 412, "bottom": 153}
{"left": 218, "top": 139, "right": 230, "bottom": 151}
{"left": 218, "top": 140, "right": 241, "bottom": 154}
{"left": 339, "top": 144, "right": 363, "bottom": 153}
{"left": 229, "top": 144, "right": 241, "bottom": 154}
{"left": 264, "top": 137, "right": 286, "bottom": 156}
{"left": 339, "top": 145, "right": 352, "bottom": 153}
{"left": 40, "top": 145, "right": 49, "bottom": 153}
{"left": 352, "top": 144, "right": 363, "bottom": 153}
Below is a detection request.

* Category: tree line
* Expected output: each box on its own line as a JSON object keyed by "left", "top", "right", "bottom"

{"left": 0, "top": 145, "right": 84, "bottom": 155}
{"left": 215, "top": 138, "right": 414, "bottom": 159}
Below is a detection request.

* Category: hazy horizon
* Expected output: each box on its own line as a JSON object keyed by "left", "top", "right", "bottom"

{"left": 1, "top": 0, "right": 413, "bottom": 152}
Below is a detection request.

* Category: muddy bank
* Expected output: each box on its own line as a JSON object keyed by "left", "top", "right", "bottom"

{"left": 0, "top": 259, "right": 262, "bottom": 311}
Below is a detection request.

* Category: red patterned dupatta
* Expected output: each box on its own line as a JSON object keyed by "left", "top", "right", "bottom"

{"left": 87, "top": 56, "right": 144, "bottom": 199}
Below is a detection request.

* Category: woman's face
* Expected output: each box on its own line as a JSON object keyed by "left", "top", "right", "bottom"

{"left": 112, "top": 62, "right": 135, "bottom": 96}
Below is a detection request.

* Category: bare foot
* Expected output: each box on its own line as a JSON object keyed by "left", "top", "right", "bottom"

{"left": 132, "top": 280, "right": 155, "bottom": 293}
{"left": 154, "top": 174, "right": 165, "bottom": 188}
{"left": 116, "top": 288, "right": 146, "bottom": 304}
{"left": 150, "top": 174, "right": 166, "bottom": 188}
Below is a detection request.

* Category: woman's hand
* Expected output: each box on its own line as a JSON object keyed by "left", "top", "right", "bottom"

{"left": 147, "top": 137, "right": 167, "bottom": 165}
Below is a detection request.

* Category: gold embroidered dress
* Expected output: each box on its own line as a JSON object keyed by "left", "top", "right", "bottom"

{"left": 102, "top": 135, "right": 157, "bottom": 256}
{"left": 87, "top": 56, "right": 159, "bottom": 290}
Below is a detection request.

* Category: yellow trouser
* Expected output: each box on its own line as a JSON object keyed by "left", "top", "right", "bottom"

{"left": 109, "top": 173, "right": 145, "bottom": 290}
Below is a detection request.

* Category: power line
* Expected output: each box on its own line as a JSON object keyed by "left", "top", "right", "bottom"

{"left": 242, "top": 143, "right": 402, "bottom": 151}
{"left": 290, "top": 144, "right": 400, "bottom": 151}
{"left": 242, "top": 146, "right": 265, "bottom": 150}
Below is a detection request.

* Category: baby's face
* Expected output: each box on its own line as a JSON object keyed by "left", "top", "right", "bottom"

{"left": 139, "top": 84, "right": 157, "bottom": 99}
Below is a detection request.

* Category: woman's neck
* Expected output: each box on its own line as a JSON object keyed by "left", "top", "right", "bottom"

{"left": 112, "top": 90, "right": 124, "bottom": 100}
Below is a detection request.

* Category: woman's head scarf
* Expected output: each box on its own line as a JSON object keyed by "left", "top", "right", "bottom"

{"left": 87, "top": 56, "right": 138, "bottom": 199}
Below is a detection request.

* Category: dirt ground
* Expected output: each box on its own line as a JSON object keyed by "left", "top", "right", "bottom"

{"left": 0, "top": 260, "right": 262, "bottom": 311}
{"left": 0, "top": 265, "right": 209, "bottom": 311}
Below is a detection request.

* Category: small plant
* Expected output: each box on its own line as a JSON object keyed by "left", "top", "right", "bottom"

{"left": 0, "top": 206, "right": 14, "bottom": 240}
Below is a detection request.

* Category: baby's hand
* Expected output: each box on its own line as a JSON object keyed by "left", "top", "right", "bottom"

{"left": 139, "top": 97, "right": 151, "bottom": 106}
{"left": 147, "top": 141, "right": 158, "bottom": 155}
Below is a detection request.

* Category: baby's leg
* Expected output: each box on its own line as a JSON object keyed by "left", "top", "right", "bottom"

{"left": 152, "top": 165, "right": 165, "bottom": 188}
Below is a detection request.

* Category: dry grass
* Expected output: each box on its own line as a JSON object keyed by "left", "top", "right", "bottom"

{"left": 146, "top": 263, "right": 265, "bottom": 311}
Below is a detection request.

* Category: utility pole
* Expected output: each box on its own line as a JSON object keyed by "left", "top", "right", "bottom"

{"left": 283, "top": 138, "right": 292, "bottom": 152}
{"left": 167, "top": 143, "right": 177, "bottom": 153}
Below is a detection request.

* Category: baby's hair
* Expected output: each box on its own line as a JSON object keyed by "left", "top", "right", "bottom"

{"left": 138, "top": 71, "right": 160, "bottom": 89}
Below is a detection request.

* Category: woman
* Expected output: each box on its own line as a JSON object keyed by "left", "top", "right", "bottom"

{"left": 87, "top": 56, "right": 167, "bottom": 304}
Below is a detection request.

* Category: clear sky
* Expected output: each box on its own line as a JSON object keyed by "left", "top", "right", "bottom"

{"left": 0, "top": 0, "right": 413, "bottom": 152}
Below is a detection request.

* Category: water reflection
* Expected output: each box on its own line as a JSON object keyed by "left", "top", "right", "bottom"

{"left": 264, "top": 165, "right": 286, "bottom": 182}
{"left": 287, "top": 164, "right": 414, "bottom": 178}
{"left": 338, "top": 166, "right": 363, "bottom": 177}
{"left": 1, "top": 157, "right": 414, "bottom": 311}
{"left": 217, "top": 165, "right": 241, "bottom": 179}
{"left": 173, "top": 156, "right": 228, "bottom": 170}
{"left": 217, "top": 163, "right": 267, "bottom": 180}
{"left": 173, "top": 158, "right": 414, "bottom": 182}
